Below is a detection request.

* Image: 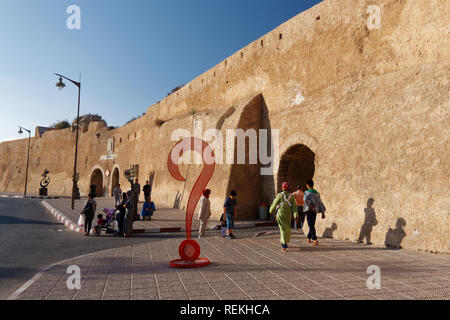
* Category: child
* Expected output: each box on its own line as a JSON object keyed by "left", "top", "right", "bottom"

{"left": 219, "top": 213, "right": 227, "bottom": 237}
{"left": 94, "top": 214, "right": 107, "bottom": 235}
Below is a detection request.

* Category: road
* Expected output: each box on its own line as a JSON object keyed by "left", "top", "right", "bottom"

{"left": 0, "top": 197, "right": 275, "bottom": 299}
{"left": 0, "top": 198, "right": 185, "bottom": 299}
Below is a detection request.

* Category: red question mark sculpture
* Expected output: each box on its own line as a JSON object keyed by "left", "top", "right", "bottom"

{"left": 167, "top": 137, "right": 215, "bottom": 268}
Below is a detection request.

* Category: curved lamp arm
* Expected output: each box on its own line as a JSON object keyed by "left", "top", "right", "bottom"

{"left": 54, "top": 73, "right": 81, "bottom": 88}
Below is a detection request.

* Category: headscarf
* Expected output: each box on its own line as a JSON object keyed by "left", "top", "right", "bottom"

{"left": 282, "top": 182, "right": 291, "bottom": 192}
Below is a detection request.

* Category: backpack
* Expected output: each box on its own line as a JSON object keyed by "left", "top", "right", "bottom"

{"left": 276, "top": 192, "right": 293, "bottom": 213}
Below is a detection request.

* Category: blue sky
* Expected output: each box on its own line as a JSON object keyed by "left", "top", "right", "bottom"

{"left": 0, "top": 0, "right": 322, "bottom": 142}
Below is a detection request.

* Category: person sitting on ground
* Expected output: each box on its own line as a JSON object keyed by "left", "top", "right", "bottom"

{"left": 141, "top": 197, "right": 156, "bottom": 221}
{"left": 303, "top": 179, "right": 326, "bottom": 247}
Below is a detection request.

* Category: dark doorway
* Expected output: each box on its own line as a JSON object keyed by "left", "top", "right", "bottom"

{"left": 111, "top": 168, "right": 120, "bottom": 196}
{"left": 277, "top": 144, "right": 315, "bottom": 192}
{"left": 90, "top": 169, "right": 104, "bottom": 198}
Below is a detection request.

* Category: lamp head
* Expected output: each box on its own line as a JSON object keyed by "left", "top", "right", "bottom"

{"left": 18, "top": 128, "right": 23, "bottom": 135}
{"left": 56, "top": 77, "right": 66, "bottom": 90}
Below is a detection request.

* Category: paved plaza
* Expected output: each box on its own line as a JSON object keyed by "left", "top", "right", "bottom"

{"left": 10, "top": 232, "right": 450, "bottom": 300}
{"left": 43, "top": 197, "right": 276, "bottom": 233}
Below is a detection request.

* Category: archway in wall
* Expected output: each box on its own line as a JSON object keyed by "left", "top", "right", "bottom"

{"left": 111, "top": 167, "right": 120, "bottom": 196}
{"left": 277, "top": 144, "right": 315, "bottom": 192}
{"left": 90, "top": 169, "right": 104, "bottom": 198}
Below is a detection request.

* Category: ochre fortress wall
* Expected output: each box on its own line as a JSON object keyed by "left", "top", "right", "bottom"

{"left": 1, "top": 0, "right": 449, "bottom": 253}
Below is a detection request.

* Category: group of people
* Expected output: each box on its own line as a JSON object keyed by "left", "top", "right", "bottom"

{"left": 270, "top": 179, "right": 326, "bottom": 252}
{"left": 197, "top": 189, "right": 237, "bottom": 240}
{"left": 112, "top": 181, "right": 156, "bottom": 235}
{"left": 80, "top": 177, "right": 325, "bottom": 249}
{"left": 79, "top": 180, "right": 156, "bottom": 237}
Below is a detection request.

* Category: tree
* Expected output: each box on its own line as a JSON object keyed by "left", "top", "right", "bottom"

{"left": 50, "top": 120, "right": 71, "bottom": 130}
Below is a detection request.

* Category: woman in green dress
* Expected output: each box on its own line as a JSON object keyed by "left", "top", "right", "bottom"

{"left": 270, "top": 182, "right": 299, "bottom": 252}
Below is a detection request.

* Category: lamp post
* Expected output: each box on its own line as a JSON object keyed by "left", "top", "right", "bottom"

{"left": 18, "top": 126, "right": 31, "bottom": 197}
{"left": 54, "top": 73, "right": 81, "bottom": 210}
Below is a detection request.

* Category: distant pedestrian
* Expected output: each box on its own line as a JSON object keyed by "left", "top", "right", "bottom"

{"left": 198, "top": 189, "right": 212, "bottom": 238}
{"left": 81, "top": 193, "right": 97, "bottom": 236}
{"left": 223, "top": 190, "right": 237, "bottom": 239}
{"left": 123, "top": 190, "right": 134, "bottom": 237}
{"left": 143, "top": 181, "right": 152, "bottom": 199}
{"left": 115, "top": 192, "right": 127, "bottom": 236}
{"left": 292, "top": 185, "right": 305, "bottom": 232}
{"left": 113, "top": 184, "right": 122, "bottom": 208}
{"left": 270, "top": 182, "right": 298, "bottom": 252}
{"left": 303, "top": 179, "right": 326, "bottom": 247}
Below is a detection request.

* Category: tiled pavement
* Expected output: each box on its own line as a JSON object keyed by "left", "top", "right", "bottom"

{"left": 43, "top": 197, "right": 275, "bottom": 233}
{"left": 10, "top": 233, "right": 450, "bottom": 300}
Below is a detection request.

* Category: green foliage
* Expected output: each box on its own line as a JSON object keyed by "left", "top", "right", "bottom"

{"left": 166, "top": 84, "right": 185, "bottom": 97}
{"left": 50, "top": 120, "right": 70, "bottom": 130}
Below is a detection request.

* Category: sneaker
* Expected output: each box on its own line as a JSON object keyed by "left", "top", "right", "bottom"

{"left": 226, "top": 235, "right": 233, "bottom": 240}
{"left": 229, "top": 233, "right": 236, "bottom": 239}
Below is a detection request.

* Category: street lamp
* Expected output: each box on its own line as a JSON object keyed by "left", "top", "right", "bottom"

{"left": 54, "top": 73, "right": 81, "bottom": 210}
{"left": 18, "top": 126, "right": 31, "bottom": 197}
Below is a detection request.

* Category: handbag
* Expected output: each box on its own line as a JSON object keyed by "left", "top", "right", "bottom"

{"left": 77, "top": 214, "right": 85, "bottom": 226}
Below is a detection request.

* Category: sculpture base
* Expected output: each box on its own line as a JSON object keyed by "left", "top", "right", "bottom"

{"left": 39, "top": 188, "right": 48, "bottom": 196}
{"left": 170, "top": 258, "right": 211, "bottom": 269}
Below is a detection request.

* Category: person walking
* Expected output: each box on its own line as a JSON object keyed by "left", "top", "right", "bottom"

{"left": 270, "top": 182, "right": 298, "bottom": 252}
{"left": 81, "top": 193, "right": 97, "bottom": 236}
{"left": 113, "top": 184, "right": 122, "bottom": 208}
{"left": 198, "top": 189, "right": 212, "bottom": 238}
{"left": 292, "top": 185, "right": 305, "bottom": 233}
{"left": 223, "top": 190, "right": 237, "bottom": 239}
{"left": 303, "top": 179, "right": 326, "bottom": 246}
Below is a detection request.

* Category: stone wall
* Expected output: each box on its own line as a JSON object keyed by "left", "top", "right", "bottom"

{"left": 1, "top": 0, "right": 449, "bottom": 253}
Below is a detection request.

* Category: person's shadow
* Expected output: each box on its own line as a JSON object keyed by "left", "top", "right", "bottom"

{"left": 357, "top": 198, "right": 378, "bottom": 245}
{"left": 173, "top": 191, "right": 182, "bottom": 209}
{"left": 385, "top": 218, "right": 407, "bottom": 249}
{"left": 323, "top": 223, "right": 337, "bottom": 238}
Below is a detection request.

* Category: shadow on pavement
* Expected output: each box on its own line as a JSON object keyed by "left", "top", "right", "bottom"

{"left": 0, "top": 216, "right": 63, "bottom": 226}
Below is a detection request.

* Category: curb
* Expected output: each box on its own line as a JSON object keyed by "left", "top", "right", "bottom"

{"left": 133, "top": 221, "right": 278, "bottom": 234}
{"left": 41, "top": 200, "right": 84, "bottom": 234}
{"left": 7, "top": 250, "right": 100, "bottom": 300}
{"left": 41, "top": 200, "right": 278, "bottom": 235}
{"left": 0, "top": 194, "right": 61, "bottom": 199}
